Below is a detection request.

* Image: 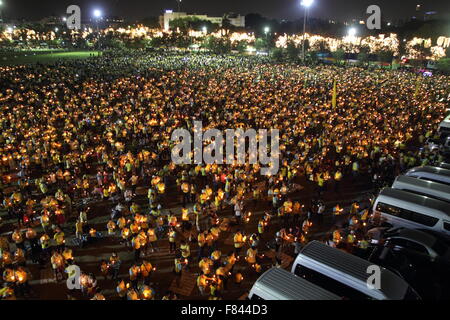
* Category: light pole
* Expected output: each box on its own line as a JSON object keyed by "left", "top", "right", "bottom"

{"left": 93, "top": 9, "right": 102, "bottom": 52}
{"left": 177, "top": 0, "right": 182, "bottom": 12}
{"left": 264, "top": 26, "right": 270, "bottom": 50}
{"left": 301, "top": 0, "right": 314, "bottom": 63}
{"left": 0, "top": 0, "right": 4, "bottom": 23}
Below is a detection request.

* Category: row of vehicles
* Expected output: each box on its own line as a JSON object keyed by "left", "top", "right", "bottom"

{"left": 248, "top": 241, "right": 422, "bottom": 300}
{"left": 248, "top": 126, "right": 450, "bottom": 300}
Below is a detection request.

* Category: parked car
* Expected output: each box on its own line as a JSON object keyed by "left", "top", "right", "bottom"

{"left": 381, "top": 228, "right": 450, "bottom": 266}
{"left": 367, "top": 227, "right": 450, "bottom": 300}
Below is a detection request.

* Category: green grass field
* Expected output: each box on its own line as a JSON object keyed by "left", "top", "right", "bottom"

{"left": 0, "top": 50, "right": 101, "bottom": 66}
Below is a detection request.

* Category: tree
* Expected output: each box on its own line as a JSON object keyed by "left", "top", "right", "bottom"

{"left": 286, "top": 41, "right": 300, "bottom": 63}
{"left": 254, "top": 38, "right": 267, "bottom": 52}
{"left": 140, "top": 17, "right": 160, "bottom": 28}
{"left": 377, "top": 50, "right": 394, "bottom": 68}
{"left": 436, "top": 58, "right": 450, "bottom": 73}
{"left": 332, "top": 49, "right": 345, "bottom": 65}
{"left": 271, "top": 48, "right": 284, "bottom": 63}
{"left": 236, "top": 41, "right": 247, "bottom": 54}
{"left": 412, "top": 43, "right": 431, "bottom": 62}
{"left": 357, "top": 46, "right": 370, "bottom": 67}
{"left": 203, "top": 37, "right": 231, "bottom": 54}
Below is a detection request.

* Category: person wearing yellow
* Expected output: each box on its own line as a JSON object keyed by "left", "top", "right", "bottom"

{"left": 53, "top": 228, "right": 65, "bottom": 252}
{"left": 131, "top": 234, "right": 142, "bottom": 262}
{"left": 333, "top": 229, "right": 342, "bottom": 244}
{"left": 1, "top": 250, "right": 12, "bottom": 268}
{"left": 50, "top": 251, "right": 65, "bottom": 281}
{"left": 75, "top": 219, "right": 84, "bottom": 240}
{"left": 117, "top": 216, "right": 127, "bottom": 229}
{"left": 207, "top": 248, "right": 219, "bottom": 269}
{"left": 180, "top": 240, "right": 191, "bottom": 266}
{"left": 140, "top": 260, "right": 153, "bottom": 284}
{"left": 109, "top": 253, "right": 121, "bottom": 280}
{"left": 334, "top": 169, "right": 343, "bottom": 192}
{"left": 233, "top": 230, "right": 245, "bottom": 257}
{"left": 257, "top": 218, "right": 266, "bottom": 236}
{"left": 129, "top": 264, "right": 140, "bottom": 288}
{"left": 168, "top": 227, "right": 177, "bottom": 253}
{"left": 197, "top": 271, "right": 208, "bottom": 296}
{"left": 107, "top": 220, "right": 116, "bottom": 236}
{"left": 116, "top": 280, "right": 127, "bottom": 300}
{"left": 14, "top": 248, "right": 26, "bottom": 265}
{"left": 346, "top": 230, "right": 356, "bottom": 251}
{"left": 11, "top": 229, "right": 24, "bottom": 250}
{"left": 245, "top": 247, "right": 258, "bottom": 265}
{"left": 210, "top": 225, "right": 220, "bottom": 250}
{"left": 181, "top": 206, "right": 190, "bottom": 222}
{"left": 350, "top": 202, "right": 360, "bottom": 215}
{"left": 40, "top": 233, "right": 50, "bottom": 254}
{"left": 197, "top": 230, "right": 207, "bottom": 261}
{"left": 199, "top": 257, "right": 213, "bottom": 275}
{"left": 181, "top": 181, "right": 190, "bottom": 205}
{"left": 62, "top": 247, "right": 74, "bottom": 264}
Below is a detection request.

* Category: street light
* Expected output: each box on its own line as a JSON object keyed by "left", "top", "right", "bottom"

{"left": 93, "top": 9, "right": 103, "bottom": 51}
{"left": 177, "top": 0, "right": 182, "bottom": 12}
{"left": 264, "top": 26, "right": 270, "bottom": 50}
{"left": 93, "top": 9, "right": 102, "bottom": 19}
{"left": 0, "top": 0, "right": 3, "bottom": 22}
{"left": 301, "top": 0, "right": 314, "bottom": 63}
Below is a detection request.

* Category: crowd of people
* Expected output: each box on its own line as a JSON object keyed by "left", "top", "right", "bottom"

{"left": 0, "top": 50, "right": 449, "bottom": 300}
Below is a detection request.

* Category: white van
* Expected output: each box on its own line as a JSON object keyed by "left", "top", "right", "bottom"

{"left": 405, "top": 166, "right": 450, "bottom": 186}
{"left": 248, "top": 267, "right": 341, "bottom": 300}
{"left": 438, "top": 114, "right": 450, "bottom": 138}
{"left": 373, "top": 187, "right": 450, "bottom": 237}
{"left": 392, "top": 175, "right": 450, "bottom": 204}
{"left": 437, "top": 162, "right": 450, "bottom": 171}
{"left": 291, "top": 241, "right": 420, "bottom": 300}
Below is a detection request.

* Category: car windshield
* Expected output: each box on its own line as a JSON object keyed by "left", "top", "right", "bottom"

{"left": 431, "top": 240, "right": 448, "bottom": 256}
{"left": 404, "top": 287, "right": 422, "bottom": 300}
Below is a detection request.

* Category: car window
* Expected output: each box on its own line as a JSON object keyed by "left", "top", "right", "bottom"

{"left": 404, "top": 240, "right": 428, "bottom": 254}
{"left": 444, "top": 222, "right": 450, "bottom": 232}
{"left": 431, "top": 240, "right": 448, "bottom": 256}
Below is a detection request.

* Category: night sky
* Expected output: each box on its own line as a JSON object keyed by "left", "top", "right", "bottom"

{"left": 3, "top": 0, "right": 449, "bottom": 22}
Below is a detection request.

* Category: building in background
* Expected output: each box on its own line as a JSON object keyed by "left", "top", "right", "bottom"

{"left": 159, "top": 10, "right": 245, "bottom": 31}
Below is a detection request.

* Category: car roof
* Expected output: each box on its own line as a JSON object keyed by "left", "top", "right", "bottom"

{"left": 298, "top": 241, "right": 409, "bottom": 300}
{"left": 407, "top": 166, "right": 450, "bottom": 177}
{"left": 378, "top": 187, "right": 450, "bottom": 217}
{"left": 252, "top": 267, "right": 341, "bottom": 300}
